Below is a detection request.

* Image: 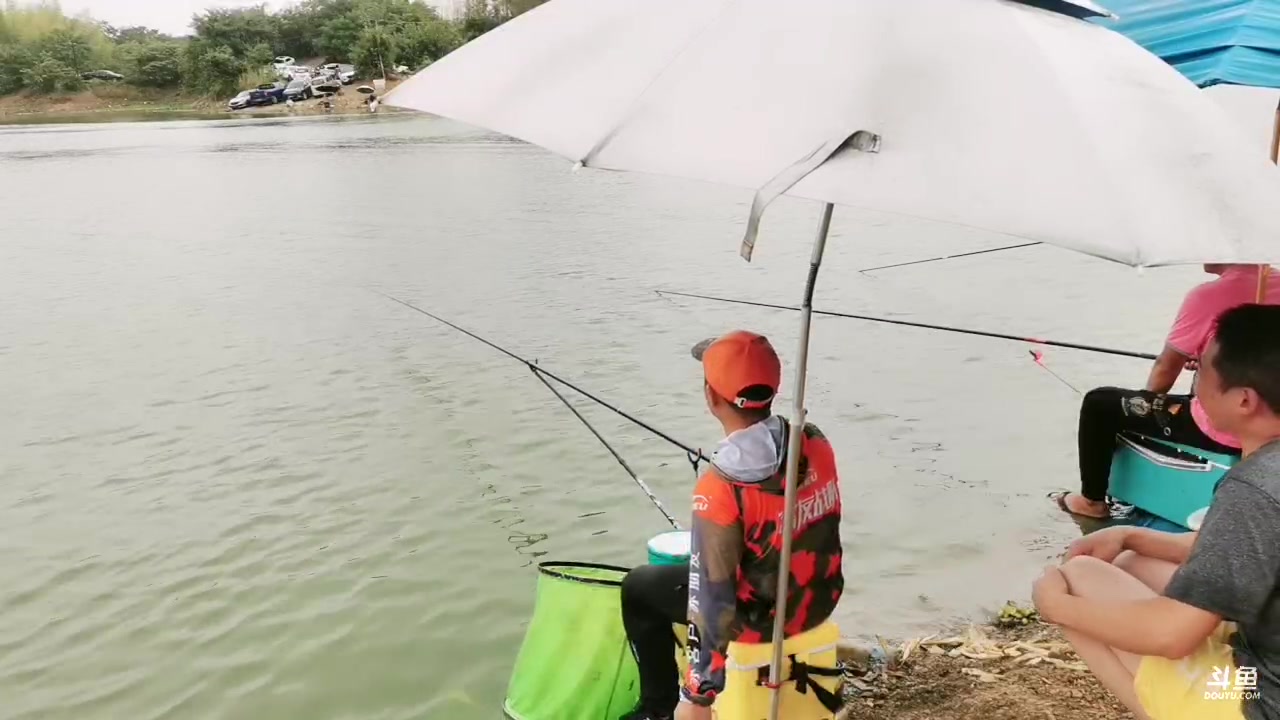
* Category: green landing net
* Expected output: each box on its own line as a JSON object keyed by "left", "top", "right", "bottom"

{"left": 503, "top": 563, "right": 641, "bottom": 720}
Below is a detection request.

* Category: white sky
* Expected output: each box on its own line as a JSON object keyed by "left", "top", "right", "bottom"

{"left": 54, "top": 0, "right": 449, "bottom": 36}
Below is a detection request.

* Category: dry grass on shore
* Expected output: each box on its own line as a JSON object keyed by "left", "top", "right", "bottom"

{"left": 838, "top": 613, "right": 1134, "bottom": 720}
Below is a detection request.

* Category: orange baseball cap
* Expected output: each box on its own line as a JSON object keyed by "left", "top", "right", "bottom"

{"left": 691, "top": 331, "right": 781, "bottom": 409}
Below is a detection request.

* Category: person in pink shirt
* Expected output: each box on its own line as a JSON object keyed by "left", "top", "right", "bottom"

{"left": 1055, "top": 264, "right": 1279, "bottom": 519}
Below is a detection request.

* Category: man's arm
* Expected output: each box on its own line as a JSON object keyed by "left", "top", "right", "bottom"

{"left": 1042, "top": 524, "right": 1211, "bottom": 658}
{"left": 1145, "top": 344, "right": 1189, "bottom": 394}
{"left": 1052, "top": 479, "right": 1280, "bottom": 659}
{"left": 1123, "top": 526, "right": 1197, "bottom": 565}
{"left": 683, "top": 474, "right": 743, "bottom": 707}
{"left": 1040, "top": 593, "right": 1221, "bottom": 658}
{"left": 1154, "top": 281, "right": 1219, "bottom": 392}
{"left": 1065, "top": 525, "right": 1196, "bottom": 565}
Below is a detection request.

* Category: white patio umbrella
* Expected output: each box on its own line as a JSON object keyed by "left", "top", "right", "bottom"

{"left": 386, "top": 0, "right": 1280, "bottom": 716}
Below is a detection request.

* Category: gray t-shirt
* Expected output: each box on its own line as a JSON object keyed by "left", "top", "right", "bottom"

{"left": 1166, "top": 440, "right": 1280, "bottom": 720}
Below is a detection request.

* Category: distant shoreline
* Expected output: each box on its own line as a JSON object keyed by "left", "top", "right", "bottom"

{"left": 0, "top": 81, "right": 404, "bottom": 125}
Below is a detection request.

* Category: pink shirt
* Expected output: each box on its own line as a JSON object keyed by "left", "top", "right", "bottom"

{"left": 1166, "top": 266, "right": 1280, "bottom": 448}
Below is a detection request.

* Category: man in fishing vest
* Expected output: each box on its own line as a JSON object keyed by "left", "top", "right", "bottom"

{"left": 1055, "top": 264, "right": 1279, "bottom": 519}
{"left": 618, "top": 330, "right": 844, "bottom": 720}
{"left": 1034, "top": 304, "right": 1280, "bottom": 720}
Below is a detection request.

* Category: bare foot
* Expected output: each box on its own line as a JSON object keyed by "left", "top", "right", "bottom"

{"left": 1051, "top": 491, "right": 1110, "bottom": 519}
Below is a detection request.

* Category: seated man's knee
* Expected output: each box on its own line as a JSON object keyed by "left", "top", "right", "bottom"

{"left": 1081, "top": 387, "right": 1123, "bottom": 415}
{"left": 621, "top": 566, "right": 646, "bottom": 602}
{"left": 622, "top": 564, "right": 662, "bottom": 607}
{"left": 1111, "top": 550, "right": 1177, "bottom": 595}
{"left": 1059, "top": 555, "right": 1154, "bottom": 601}
{"left": 1113, "top": 550, "right": 1140, "bottom": 573}
{"left": 1059, "top": 555, "right": 1112, "bottom": 592}
{"left": 1062, "top": 555, "right": 1111, "bottom": 574}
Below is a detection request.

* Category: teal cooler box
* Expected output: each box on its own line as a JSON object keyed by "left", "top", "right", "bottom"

{"left": 1109, "top": 433, "right": 1236, "bottom": 530}
{"left": 647, "top": 531, "right": 691, "bottom": 565}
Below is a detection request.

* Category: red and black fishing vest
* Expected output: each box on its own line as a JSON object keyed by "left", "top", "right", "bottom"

{"left": 728, "top": 420, "right": 845, "bottom": 641}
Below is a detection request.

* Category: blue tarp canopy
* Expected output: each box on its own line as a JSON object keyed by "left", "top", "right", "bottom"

{"left": 1095, "top": 1, "right": 1280, "bottom": 88}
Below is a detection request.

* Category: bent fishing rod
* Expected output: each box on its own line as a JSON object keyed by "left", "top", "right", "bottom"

{"left": 656, "top": 290, "right": 1158, "bottom": 361}
{"left": 378, "top": 291, "right": 706, "bottom": 529}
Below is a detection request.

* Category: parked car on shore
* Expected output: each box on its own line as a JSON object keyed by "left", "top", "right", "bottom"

{"left": 249, "top": 88, "right": 278, "bottom": 106}
{"left": 317, "top": 63, "right": 355, "bottom": 83}
{"left": 262, "top": 82, "right": 289, "bottom": 102}
{"left": 257, "top": 82, "right": 288, "bottom": 103}
{"left": 310, "top": 76, "right": 341, "bottom": 97}
{"left": 227, "top": 90, "right": 253, "bottom": 110}
{"left": 82, "top": 70, "right": 124, "bottom": 81}
{"left": 283, "top": 78, "right": 313, "bottom": 101}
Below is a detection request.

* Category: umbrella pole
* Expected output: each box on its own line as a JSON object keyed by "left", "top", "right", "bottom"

{"left": 767, "top": 202, "right": 835, "bottom": 720}
{"left": 1270, "top": 97, "right": 1280, "bottom": 165}
{"left": 1260, "top": 101, "right": 1279, "bottom": 304}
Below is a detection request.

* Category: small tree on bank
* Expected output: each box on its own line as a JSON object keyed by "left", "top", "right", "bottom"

{"left": 184, "top": 42, "right": 245, "bottom": 96}
{"left": 129, "top": 42, "right": 183, "bottom": 88}
{"left": 22, "top": 55, "right": 83, "bottom": 92}
{"left": 0, "top": 46, "right": 34, "bottom": 94}
{"left": 352, "top": 26, "right": 397, "bottom": 78}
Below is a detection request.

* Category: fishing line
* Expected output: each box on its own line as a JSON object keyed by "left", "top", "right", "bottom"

{"left": 530, "top": 368, "right": 682, "bottom": 530}
{"left": 379, "top": 291, "right": 708, "bottom": 526}
{"left": 655, "top": 289, "right": 1157, "bottom": 361}
{"left": 858, "top": 241, "right": 1042, "bottom": 273}
{"left": 1028, "top": 350, "right": 1083, "bottom": 396}
{"left": 378, "top": 291, "right": 709, "bottom": 462}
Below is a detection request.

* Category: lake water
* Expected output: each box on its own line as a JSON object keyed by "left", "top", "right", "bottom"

{"left": 0, "top": 114, "right": 1204, "bottom": 719}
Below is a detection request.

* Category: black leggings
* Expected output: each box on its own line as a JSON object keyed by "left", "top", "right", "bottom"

{"left": 1077, "top": 387, "right": 1239, "bottom": 502}
{"left": 620, "top": 562, "right": 689, "bottom": 716}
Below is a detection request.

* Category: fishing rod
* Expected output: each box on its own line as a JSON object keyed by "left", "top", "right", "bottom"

{"left": 378, "top": 292, "right": 706, "bottom": 526}
{"left": 858, "top": 241, "right": 1042, "bottom": 273}
{"left": 655, "top": 289, "right": 1158, "bottom": 361}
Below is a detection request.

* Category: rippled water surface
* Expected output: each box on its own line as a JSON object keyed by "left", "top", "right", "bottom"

{"left": 0, "top": 115, "right": 1205, "bottom": 719}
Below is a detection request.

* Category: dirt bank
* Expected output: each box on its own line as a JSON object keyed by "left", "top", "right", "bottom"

{"left": 0, "top": 86, "right": 208, "bottom": 119}
{"left": 838, "top": 609, "right": 1132, "bottom": 720}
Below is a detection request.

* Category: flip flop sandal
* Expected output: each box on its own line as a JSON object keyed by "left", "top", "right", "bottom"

{"left": 1048, "top": 490, "right": 1110, "bottom": 520}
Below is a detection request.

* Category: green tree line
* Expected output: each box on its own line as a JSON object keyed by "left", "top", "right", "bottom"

{"left": 0, "top": 0, "right": 547, "bottom": 97}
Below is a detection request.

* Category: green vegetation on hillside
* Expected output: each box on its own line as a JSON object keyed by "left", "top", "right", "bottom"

{"left": 0, "top": 0, "right": 547, "bottom": 99}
